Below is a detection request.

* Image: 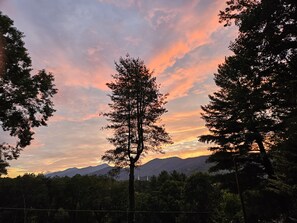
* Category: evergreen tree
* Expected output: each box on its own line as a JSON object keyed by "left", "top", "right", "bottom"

{"left": 220, "top": 0, "right": 297, "bottom": 119}
{"left": 200, "top": 0, "right": 296, "bottom": 178}
{"left": 200, "top": 55, "right": 275, "bottom": 179}
{"left": 199, "top": 0, "right": 297, "bottom": 220}
{"left": 102, "top": 55, "right": 172, "bottom": 223}
{"left": 0, "top": 11, "right": 57, "bottom": 175}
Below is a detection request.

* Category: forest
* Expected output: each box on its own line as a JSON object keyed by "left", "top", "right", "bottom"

{"left": 1, "top": 0, "right": 297, "bottom": 222}
{"left": 0, "top": 171, "right": 282, "bottom": 223}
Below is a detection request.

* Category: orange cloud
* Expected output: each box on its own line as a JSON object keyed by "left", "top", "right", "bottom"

{"left": 7, "top": 167, "right": 27, "bottom": 178}
{"left": 148, "top": 0, "right": 226, "bottom": 74}
{"left": 48, "top": 61, "right": 113, "bottom": 90}
{"left": 163, "top": 109, "right": 205, "bottom": 143}
{"left": 142, "top": 139, "right": 211, "bottom": 164}
{"left": 2, "top": 0, "right": 236, "bottom": 176}
{"left": 145, "top": 149, "right": 211, "bottom": 161}
{"left": 164, "top": 57, "right": 225, "bottom": 99}
{"left": 149, "top": 41, "right": 190, "bottom": 74}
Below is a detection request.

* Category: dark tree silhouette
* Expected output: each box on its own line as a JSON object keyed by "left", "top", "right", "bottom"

{"left": 199, "top": 55, "right": 275, "bottom": 178}
{"left": 199, "top": 0, "right": 297, "bottom": 220}
{"left": 220, "top": 1, "right": 297, "bottom": 218}
{"left": 102, "top": 55, "right": 172, "bottom": 223}
{"left": 200, "top": 0, "right": 296, "bottom": 179}
{"left": 0, "top": 11, "right": 57, "bottom": 175}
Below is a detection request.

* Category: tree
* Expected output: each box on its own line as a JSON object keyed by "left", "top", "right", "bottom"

{"left": 102, "top": 55, "right": 172, "bottom": 223}
{"left": 0, "top": 11, "right": 57, "bottom": 175}
{"left": 199, "top": 55, "right": 275, "bottom": 179}
{"left": 199, "top": 0, "right": 297, "bottom": 220}
{"left": 200, "top": 0, "right": 296, "bottom": 177}
{"left": 219, "top": 0, "right": 297, "bottom": 120}
{"left": 183, "top": 173, "right": 221, "bottom": 223}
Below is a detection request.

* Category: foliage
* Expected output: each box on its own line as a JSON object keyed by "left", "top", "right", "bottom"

{"left": 199, "top": 0, "right": 297, "bottom": 221}
{"left": 182, "top": 173, "right": 221, "bottom": 223}
{"left": 199, "top": 55, "right": 275, "bottom": 178}
{"left": 218, "top": 191, "right": 243, "bottom": 223}
{"left": 102, "top": 55, "right": 171, "bottom": 222}
{"left": 102, "top": 55, "right": 171, "bottom": 167}
{"left": 0, "top": 172, "right": 245, "bottom": 223}
{"left": 0, "top": 11, "right": 57, "bottom": 175}
{"left": 0, "top": 174, "right": 128, "bottom": 223}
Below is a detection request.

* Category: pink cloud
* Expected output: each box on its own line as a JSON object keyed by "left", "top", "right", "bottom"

{"left": 163, "top": 109, "right": 206, "bottom": 142}
{"left": 1, "top": 0, "right": 237, "bottom": 176}
{"left": 163, "top": 57, "right": 225, "bottom": 99}
{"left": 147, "top": 0, "right": 226, "bottom": 74}
{"left": 46, "top": 51, "right": 113, "bottom": 90}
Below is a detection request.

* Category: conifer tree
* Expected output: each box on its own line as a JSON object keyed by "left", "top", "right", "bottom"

{"left": 200, "top": 0, "right": 296, "bottom": 179}
{"left": 102, "top": 55, "right": 172, "bottom": 223}
{"left": 200, "top": 1, "right": 296, "bottom": 220}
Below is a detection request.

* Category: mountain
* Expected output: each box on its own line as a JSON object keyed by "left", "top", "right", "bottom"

{"left": 46, "top": 155, "right": 210, "bottom": 179}
{"left": 46, "top": 163, "right": 109, "bottom": 178}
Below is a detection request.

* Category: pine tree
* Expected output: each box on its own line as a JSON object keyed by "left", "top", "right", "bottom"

{"left": 200, "top": 0, "right": 296, "bottom": 180}
{"left": 102, "top": 55, "right": 172, "bottom": 223}
{"left": 199, "top": 0, "right": 297, "bottom": 220}
{"left": 200, "top": 55, "right": 275, "bottom": 179}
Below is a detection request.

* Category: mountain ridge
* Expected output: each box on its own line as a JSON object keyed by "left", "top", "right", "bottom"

{"left": 46, "top": 155, "right": 210, "bottom": 180}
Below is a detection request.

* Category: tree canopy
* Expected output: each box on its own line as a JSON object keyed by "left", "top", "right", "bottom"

{"left": 0, "top": 11, "right": 57, "bottom": 175}
{"left": 102, "top": 55, "right": 172, "bottom": 222}
{"left": 200, "top": 0, "right": 296, "bottom": 176}
{"left": 199, "top": 0, "right": 297, "bottom": 220}
{"left": 102, "top": 55, "right": 172, "bottom": 167}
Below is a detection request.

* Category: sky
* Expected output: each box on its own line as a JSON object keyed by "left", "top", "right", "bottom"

{"left": 0, "top": 0, "right": 237, "bottom": 177}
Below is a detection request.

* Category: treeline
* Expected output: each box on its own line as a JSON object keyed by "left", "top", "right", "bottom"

{"left": 0, "top": 171, "right": 292, "bottom": 223}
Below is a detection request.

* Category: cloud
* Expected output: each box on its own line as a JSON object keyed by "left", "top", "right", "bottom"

{"left": 1, "top": 0, "right": 236, "bottom": 176}
{"left": 146, "top": 0, "right": 226, "bottom": 71}
{"left": 164, "top": 108, "right": 207, "bottom": 142}
{"left": 142, "top": 139, "right": 211, "bottom": 164}
{"left": 162, "top": 57, "right": 224, "bottom": 99}
{"left": 8, "top": 118, "right": 110, "bottom": 174}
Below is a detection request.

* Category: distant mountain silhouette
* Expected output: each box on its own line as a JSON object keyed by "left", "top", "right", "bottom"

{"left": 46, "top": 163, "right": 109, "bottom": 178}
{"left": 46, "top": 155, "right": 210, "bottom": 180}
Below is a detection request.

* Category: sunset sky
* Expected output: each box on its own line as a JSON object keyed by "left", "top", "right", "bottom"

{"left": 0, "top": 0, "right": 237, "bottom": 177}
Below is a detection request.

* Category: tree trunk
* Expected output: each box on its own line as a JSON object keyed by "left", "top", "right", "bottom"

{"left": 128, "top": 163, "right": 135, "bottom": 223}
{"left": 233, "top": 157, "right": 248, "bottom": 223}
{"left": 255, "top": 138, "right": 275, "bottom": 178}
